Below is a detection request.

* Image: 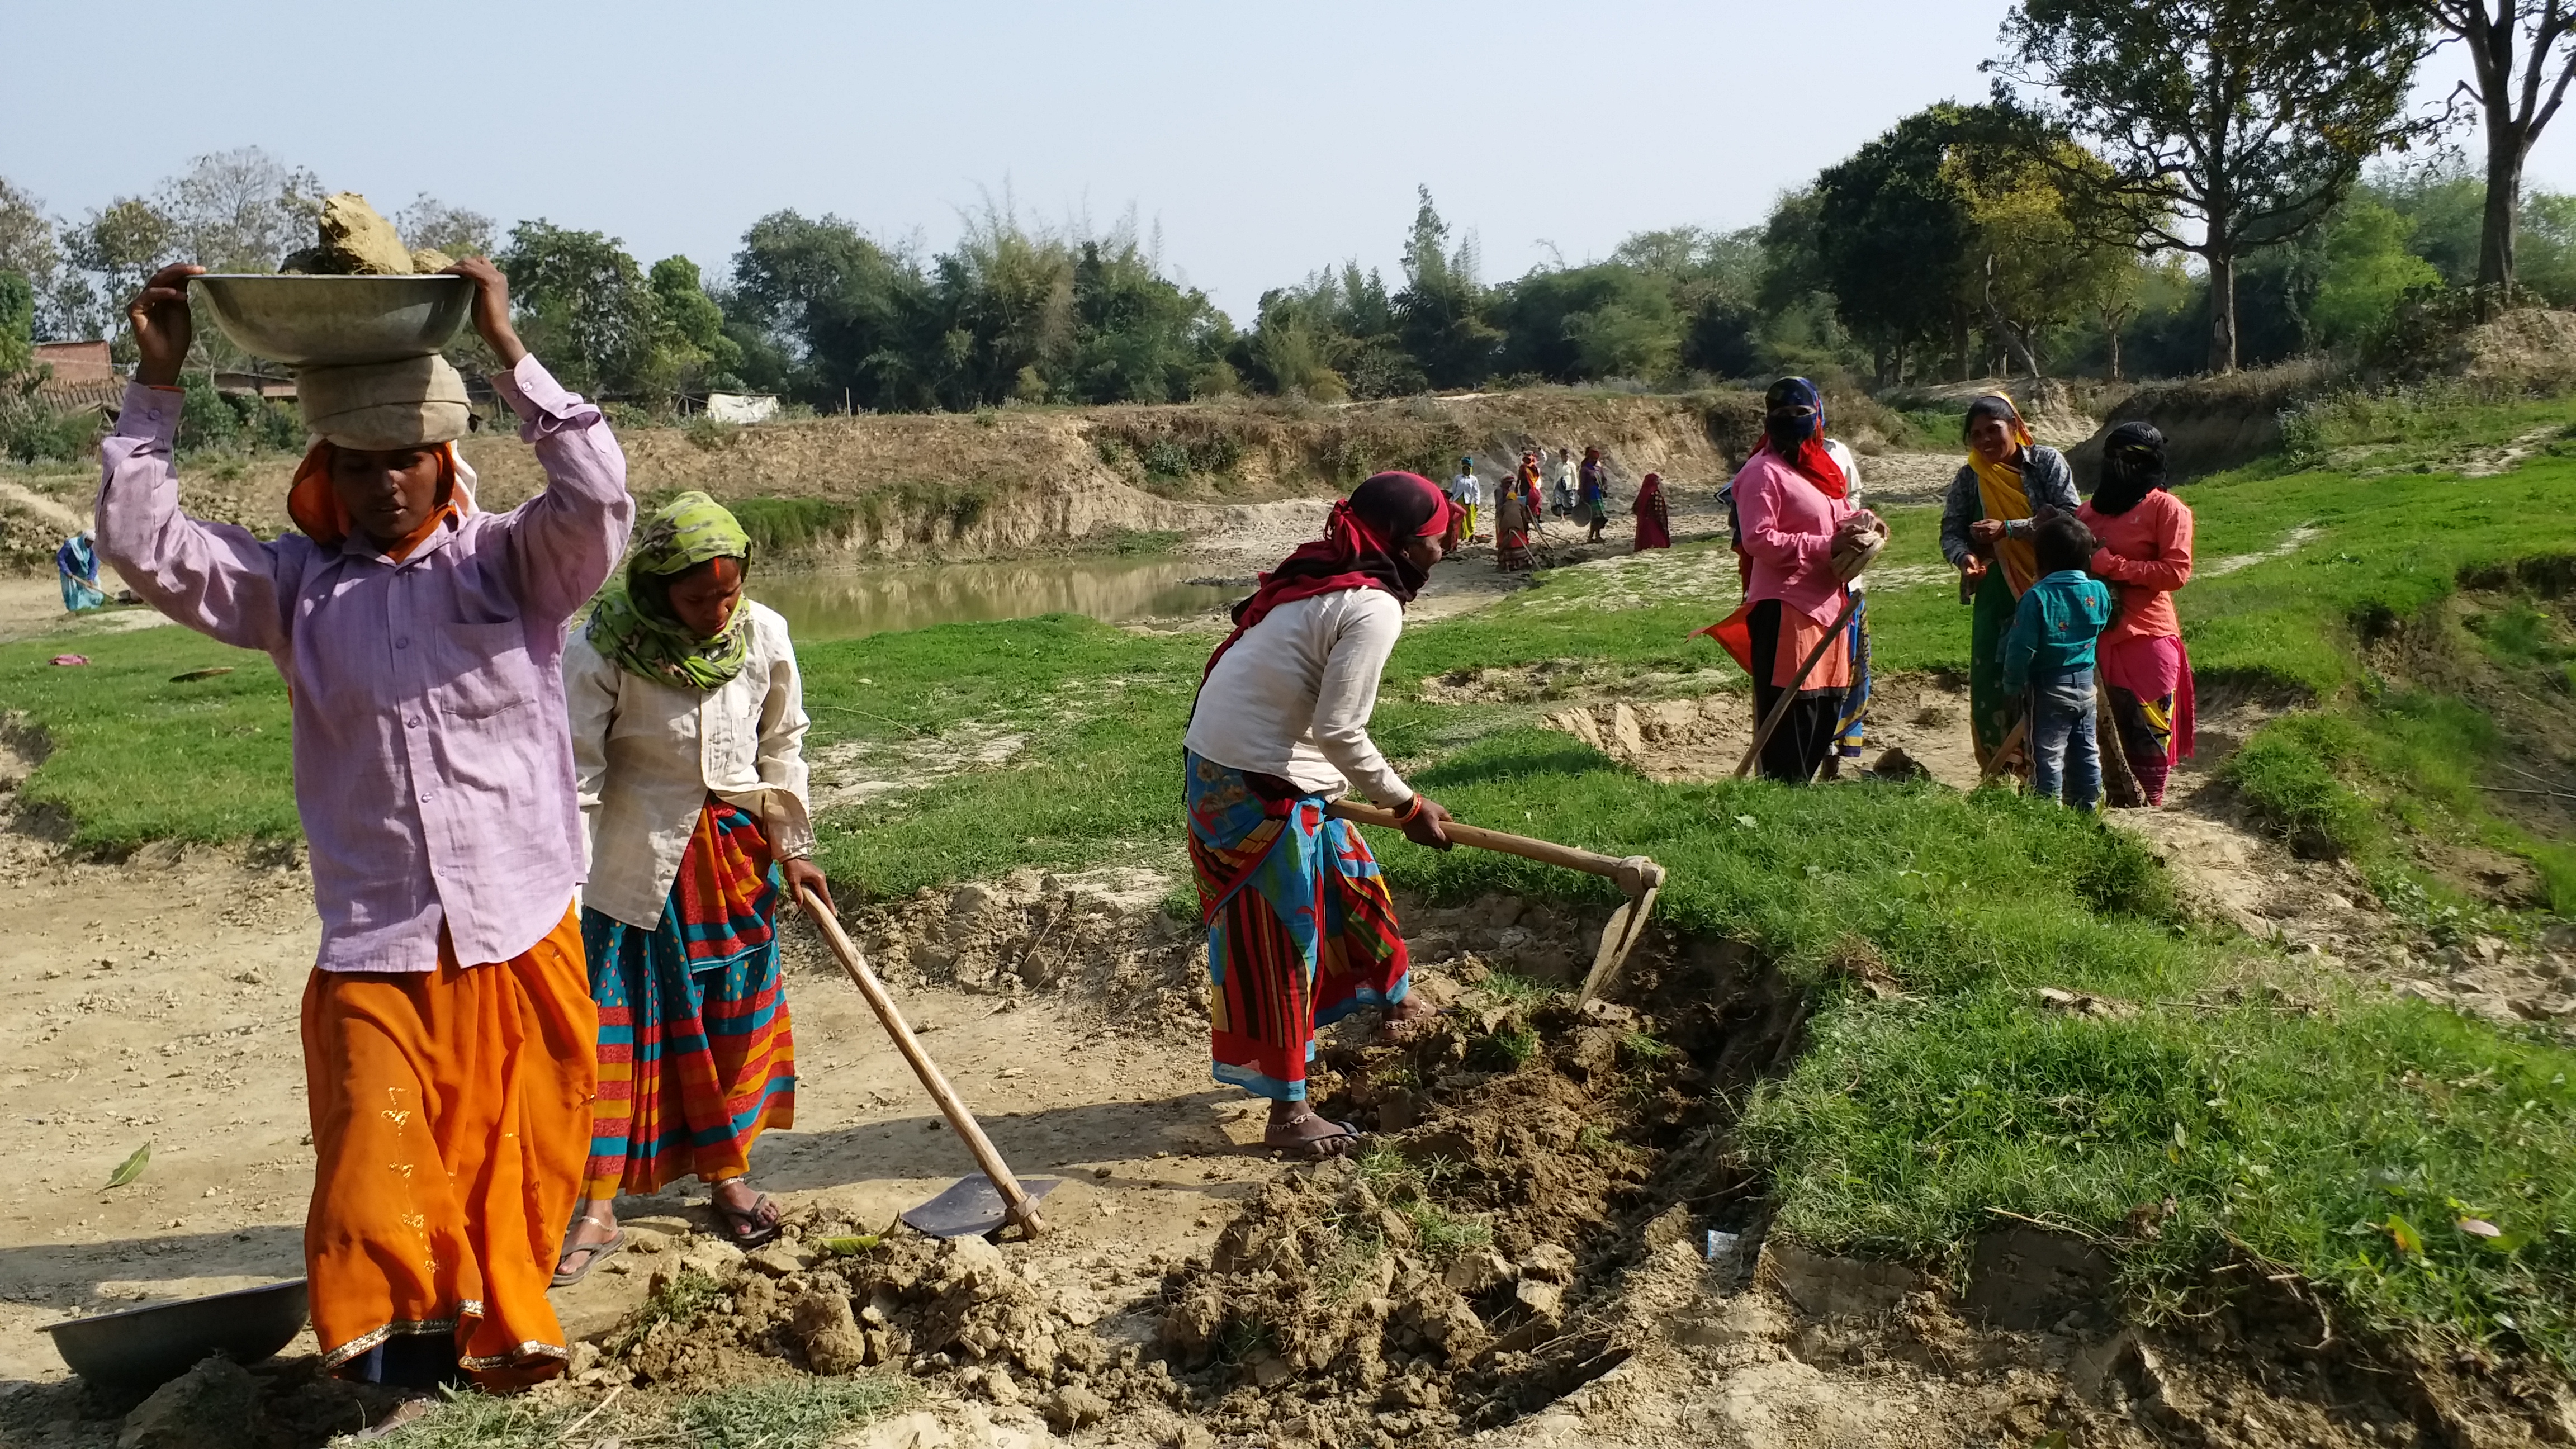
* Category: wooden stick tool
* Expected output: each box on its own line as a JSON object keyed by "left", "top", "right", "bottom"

{"left": 796, "top": 887, "right": 1050, "bottom": 1237}
{"left": 1327, "top": 802, "right": 1667, "bottom": 1003}
{"left": 1733, "top": 589, "right": 1863, "bottom": 781}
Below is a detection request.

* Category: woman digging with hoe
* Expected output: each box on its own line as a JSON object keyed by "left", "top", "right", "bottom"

{"left": 101, "top": 260, "right": 633, "bottom": 1405}
{"left": 1182, "top": 471, "right": 1459, "bottom": 1158}
{"left": 553, "top": 493, "right": 826, "bottom": 1282}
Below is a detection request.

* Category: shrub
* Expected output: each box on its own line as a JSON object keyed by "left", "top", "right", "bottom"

{"left": 2223, "top": 712, "right": 2379, "bottom": 856}
{"left": 727, "top": 496, "right": 856, "bottom": 555}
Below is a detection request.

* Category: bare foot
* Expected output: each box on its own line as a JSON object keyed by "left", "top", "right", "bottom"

{"left": 353, "top": 1395, "right": 437, "bottom": 1441}
{"left": 1381, "top": 993, "right": 1437, "bottom": 1043}
{"left": 1263, "top": 1106, "right": 1362, "bottom": 1159}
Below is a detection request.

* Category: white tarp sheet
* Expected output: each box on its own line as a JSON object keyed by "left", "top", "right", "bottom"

{"left": 705, "top": 392, "right": 779, "bottom": 424}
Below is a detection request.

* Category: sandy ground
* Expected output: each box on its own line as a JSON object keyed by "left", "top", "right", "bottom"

{"left": 0, "top": 785, "right": 1284, "bottom": 1388}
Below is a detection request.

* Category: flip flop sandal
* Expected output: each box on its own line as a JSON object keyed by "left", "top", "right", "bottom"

{"left": 714, "top": 1187, "right": 785, "bottom": 1248}
{"left": 1266, "top": 1115, "right": 1364, "bottom": 1161}
{"left": 551, "top": 1224, "right": 626, "bottom": 1287}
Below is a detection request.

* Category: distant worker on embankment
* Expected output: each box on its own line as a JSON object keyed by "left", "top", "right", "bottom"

{"left": 2077, "top": 422, "right": 2196, "bottom": 807}
{"left": 1450, "top": 456, "right": 1482, "bottom": 541}
{"left": 1181, "top": 471, "right": 1457, "bottom": 1158}
{"left": 98, "top": 258, "right": 633, "bottom": 1398}
{"left": 555, "top": 493, "right": 828, "bottom": 1283}
{"left": 1578, "top": 446, "right": 1611, "bottom": 544}
{"left": 56, "top": 530, "right": 103, "bottom": 612}
{"left": 1944, "top": 394, "right": 2077, "bottom": 774}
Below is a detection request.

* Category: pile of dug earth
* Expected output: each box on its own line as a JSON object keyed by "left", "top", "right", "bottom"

{"left": 578, "top": 937, "right": 1793, "bottom": 1445}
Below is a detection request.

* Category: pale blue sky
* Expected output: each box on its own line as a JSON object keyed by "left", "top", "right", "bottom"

{"left": 4, "top": 0, "right": 2560, "bottom": 320}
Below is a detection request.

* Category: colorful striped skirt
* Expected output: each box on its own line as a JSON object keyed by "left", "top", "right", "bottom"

{"left": 2099, "top": 633, "right": 2196, "bottom": 806}
{"left": 581, "top": 801, "right": 795, "bottom": 1200}
{"left": 1833, "top": 591, "right": 1872, "bottom": 761}
{"left": 1185, "top": 751, "right": 1408, "bottom": 1102}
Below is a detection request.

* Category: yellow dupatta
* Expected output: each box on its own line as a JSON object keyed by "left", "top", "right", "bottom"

{"left": 1967, "top": 396, "right": 2041, "bottom": 596}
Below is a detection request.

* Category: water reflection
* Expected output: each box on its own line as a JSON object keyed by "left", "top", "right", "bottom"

{"left": 750, "top": 557, "right": 1242, "bottom": 642}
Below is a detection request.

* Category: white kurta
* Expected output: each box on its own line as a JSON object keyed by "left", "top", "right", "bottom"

{"left": 565, "top": 599, "right": 817, "bottom": 930}
{"left": 1182, "top": 588, "right": 1410, "bottom": 804}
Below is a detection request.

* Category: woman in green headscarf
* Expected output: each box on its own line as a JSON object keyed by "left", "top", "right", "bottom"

{"left": 555, "top": 492, "right": 831, "bottom": 1280}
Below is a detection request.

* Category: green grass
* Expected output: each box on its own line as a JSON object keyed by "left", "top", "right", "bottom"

{"left": 380, "top": 1376, "right": 909, "bottom": 1449}
{"left": 1745, "top": 979, "right": 2576, "bottom": 1362}
{"left": 0, "top": 627, "right": 293, "bottom": 847}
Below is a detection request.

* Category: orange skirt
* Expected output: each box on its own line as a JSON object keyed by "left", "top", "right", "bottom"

{"left": 300, "top": 904, "right": 596, "bottom": 1388}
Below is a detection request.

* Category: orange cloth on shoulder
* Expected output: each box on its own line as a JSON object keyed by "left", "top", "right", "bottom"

{"left": 287, "top": 441, "right": 471, "bottom": 561}
{"left": 300, "top": 904, "right": 596, "bottom": 1389}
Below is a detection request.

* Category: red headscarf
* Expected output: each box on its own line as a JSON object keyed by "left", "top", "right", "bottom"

{"left": 1201, "top": 471, "right": 1456, "bottom": 683}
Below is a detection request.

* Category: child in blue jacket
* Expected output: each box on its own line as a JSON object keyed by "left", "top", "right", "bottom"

{"left": 2003, "top": 513, "right": 2115, "bottom": 808}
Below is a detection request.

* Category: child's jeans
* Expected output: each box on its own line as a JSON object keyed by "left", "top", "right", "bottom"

{"left": 2029, "top": 667, "right": 2100, "bottom": 809}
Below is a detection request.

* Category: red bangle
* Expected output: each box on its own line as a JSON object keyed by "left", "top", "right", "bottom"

{"left": 1396, "top": 795, "right": 1425, "bottom": 823}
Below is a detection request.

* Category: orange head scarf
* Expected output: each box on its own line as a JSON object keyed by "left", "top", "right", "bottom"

{"left": 287, "top": 440, "right": 472, "bottom": 561}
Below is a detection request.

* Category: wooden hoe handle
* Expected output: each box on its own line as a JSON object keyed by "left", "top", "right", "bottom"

{"left": 1326, "top": 801, "right": 1665, "bottom": 896}
{"left": 796, "top": 886, "right": 1049, "bottom": 1237}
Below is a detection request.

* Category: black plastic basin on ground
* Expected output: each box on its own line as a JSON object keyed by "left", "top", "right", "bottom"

{"left": 44, "top": 1278, "right": 310, "bottom": 1390}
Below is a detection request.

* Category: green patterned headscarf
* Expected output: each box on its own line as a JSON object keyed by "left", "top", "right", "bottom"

{"left": 588, "top": 491, "right": 754, "bottom": 690}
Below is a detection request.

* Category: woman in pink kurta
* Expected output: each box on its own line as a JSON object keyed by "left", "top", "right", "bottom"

{"left": 101, "top": 260, "right": 633, "bottom": 1396}
{"left": 2075, "top": 422, "right": 2194, "bottom": 806}
{"left": 1732, "top": 378, "right": 1883, "bottom": 783}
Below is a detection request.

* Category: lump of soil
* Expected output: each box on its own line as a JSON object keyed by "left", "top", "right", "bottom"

{"left": 119, "top": 1354, "right": 263, "bottom": 1449}
{"left": 279, "top": 193, "right": 416, "bottom": 276}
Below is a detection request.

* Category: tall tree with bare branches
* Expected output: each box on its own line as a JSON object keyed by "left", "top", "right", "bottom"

{"left": 2429, "top": 0, "right": 2576, "bottom": 305}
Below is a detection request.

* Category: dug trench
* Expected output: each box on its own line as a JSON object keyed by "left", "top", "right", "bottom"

{"left": 4, "top": 837, "right": 2573, "bottom": 1447}
{"left": 570, "top": 891, "right": 2574, "bottom": 1449}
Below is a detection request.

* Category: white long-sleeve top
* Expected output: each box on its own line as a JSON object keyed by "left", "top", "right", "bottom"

{"left": 1183, "top": 588, "right": 1410, "bottom": 804}
{"left": 565, "top": 598, "right": 817, "bottom": 930}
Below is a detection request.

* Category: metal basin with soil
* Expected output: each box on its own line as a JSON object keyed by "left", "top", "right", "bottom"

{"left": 45, "top": 1278, "right": 311, "bottom": 1390}
{"left": 191, "top": 274, "right": 469, "bottom": 367}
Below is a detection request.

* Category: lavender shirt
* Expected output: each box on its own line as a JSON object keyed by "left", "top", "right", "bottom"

{"left": 96, "top": 356, "right": 634, "bottom": 972}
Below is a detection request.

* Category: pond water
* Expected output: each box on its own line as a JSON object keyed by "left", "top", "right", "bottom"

{"left": 749, "top": 556, "right": 1242, "bottom": 642}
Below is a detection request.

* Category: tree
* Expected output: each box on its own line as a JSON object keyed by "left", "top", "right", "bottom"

{"left": 648, "top": 255, "right": 744, "bottom": 395}
{"left": 1947, "top": 111, "right": 2141, "bottom": 378}
{"left": 396, "top": 196, "right": 498, "bottom": 261}
{"left": 2310, "top": 192, "right": 2443, "bottom": 344}
{"left": 160, "top": 147, "right": 323, "bottom": 274}
{"left": 1064, "top": 229, "right": 1221, "bottom": 404}
{"left": 1993, "top": 0, "right": 2441, "bottom": 371}
{"left": 61, "top": 197, "right": 179, "bottom": 348}
{"left": 728, "top": 210, "right": 935, "bottom": 411}
{"left": 0, "top": 269, "right": 33, "bottom": 378}
{"left": 1813, "top": 107, "right": 1981, "bottom": 382}
{"left": 0, "top": 178, "right": 60, "bottom": 337}
{"left": 1490, "top": 265, "right": 1679, "bottom": 381}
{"left": 1394, "top": 187, "right": 1500, "bottom": 388}
{"left": 1235, "top": 264, "right": 1420, "bottom": 400}
{"left": 1608, "top": 225, "right": 1767, "bottom": 377}
{"left": 499, "top": 221, "right": 661, "bottom": 400}
{"left": 2427, "top": 0, "right": 2576, "bottom": 305}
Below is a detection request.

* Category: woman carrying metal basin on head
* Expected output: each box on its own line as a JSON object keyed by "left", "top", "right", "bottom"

{"left": 97, "top": 257, "right": 632, "bottom": 1401}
